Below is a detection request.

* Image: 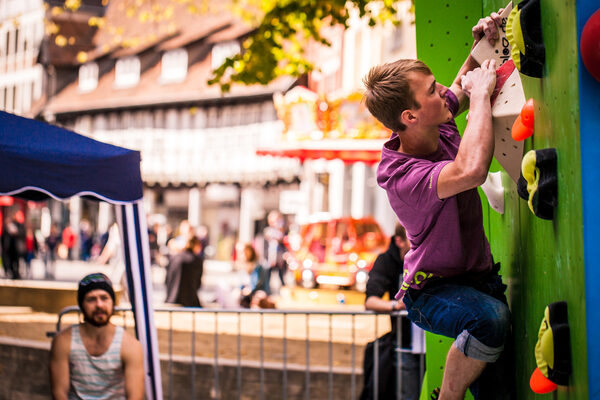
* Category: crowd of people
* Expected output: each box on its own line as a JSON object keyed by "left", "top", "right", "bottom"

{"left": 0, "top": 206, "right": 289, "bottom": 312}
{"left": 209, "top": 211, "right": 288, "bottom": 309}
{"left": 0, "top": 210, "right": 95, "bottom": 280}
{"left": 151, "top": 211, "right": 287, "bottom": 309}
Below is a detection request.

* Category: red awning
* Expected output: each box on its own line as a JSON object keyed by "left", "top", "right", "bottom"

{"left": 256, "top": 139, "right": 385, "bottom": 164}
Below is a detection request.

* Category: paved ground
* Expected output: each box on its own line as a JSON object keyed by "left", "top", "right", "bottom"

{"left": 4, "top": 257, "right": 368, "bottom": 308}
{"left": 4, "top": 257, "right": 233, "bottom": 307}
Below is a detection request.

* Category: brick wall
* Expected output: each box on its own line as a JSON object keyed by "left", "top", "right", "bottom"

{"left": 0, "top": 337, "right": 52, "bottom": 400}
{"left": 0, "top": 337, "right": 362, "bottom": 399}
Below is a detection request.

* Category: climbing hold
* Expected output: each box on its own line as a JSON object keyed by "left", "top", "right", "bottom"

{"left": 520, "top": 98, "right": 535, "bottom": 130}
{"left": 580, "top": 9, "right": 600, "bottom": 82}
{"left": 530, "top": 302, "right": 571, "bottom": 393}
{"left": 511, "top": 98, "right": 535, "bottom": 141}
{"left": 480, "top": 171, "right": 505, "bottom": 214}
{"left": 530, "top": 367, "right": 557, "bottom": 394}
{"left": 491, "top": 59, "right": 516, "bottom": 106}
{"left": 470, "top": 2, "right": 513, "bottom": 67}
{"left": 506, "top": 0, "right": 545, "bottom": 77}
{"left": 489, "top": 58, "right": 526, "bottom": 183}
{"left": 512, "top": 115, "right": 532, "bottom": 141}
{"left": 517, "top": 148, "right": 557, "bottom": 219}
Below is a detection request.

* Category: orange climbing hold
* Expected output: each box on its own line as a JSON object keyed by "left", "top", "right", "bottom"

{"left": 520, "top": 98, "right": 535, "bottom": 130}
{"left": 530, "top": 367, "right": 558, "bottom": 394}
{"left": 512, "top": 98, "right": 535, "bottom": 141}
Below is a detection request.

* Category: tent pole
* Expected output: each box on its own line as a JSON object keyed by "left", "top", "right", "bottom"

{"left": 117, "top": 202, "right": 163, "bottom": 400}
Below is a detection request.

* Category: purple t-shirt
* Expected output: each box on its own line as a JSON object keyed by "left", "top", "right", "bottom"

{"left": 377, "top": 90, "right": 493, "bottom": 299}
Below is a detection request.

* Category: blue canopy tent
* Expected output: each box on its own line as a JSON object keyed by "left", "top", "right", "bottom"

{"left": 0, "top": 110, "right": 162, "bottom": 399}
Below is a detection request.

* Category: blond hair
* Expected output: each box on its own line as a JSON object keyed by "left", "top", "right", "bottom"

{"left": 363, "top": 59, "right": 432, "bottom": 131}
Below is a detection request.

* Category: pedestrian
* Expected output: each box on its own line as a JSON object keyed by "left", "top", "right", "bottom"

{"left": 165, "top": 236, "right": 203, "bottom": 307}
{"left": 239, "top": 243, "right": 275, "bottom": 309}
{"left": 44, "top": 224, "right": 60, "bottom": 279}
{"left": 363, "top": 8, "right": 513, "bottom": 399}
{"left": 24, "top": 225, "right": 38, "bottom": 279}
{"left": 49, "top": 272, "right": 144, "bottom": 399}
{"left": 362, "top": 224, "right": 425, "bottom": 400}
{"left": 97, "top": 222, "right": 130, "bottom": 302}
{"left": 79, "top": 219, "right": 93, "bottom": 261}
{"left": 2, "top": 215, "right": 23, "bottom": 279}
{"left": 196, "top": 224, "right": 210, "bottom": 259}
{"left": 61, "top": 225, "right": 76, "bottom": 260}
{"left": 262, "top": 210, "right": 286, "bottom": 294}
{"left": 167, "top": 219, "right": 194, "bottom": 256}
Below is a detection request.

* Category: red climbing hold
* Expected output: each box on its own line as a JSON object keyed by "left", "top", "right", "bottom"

{"left": 491, "top": 59, "right": 516, "bottom": 106}
{"left": 580, "top": 9, "right": 600, "bottom": 82}
{"left": 530, "top": 367, "right": 558, "bottom": 394}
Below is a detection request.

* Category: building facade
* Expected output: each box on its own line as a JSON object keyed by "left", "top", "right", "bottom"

{"left": 35, "top": 0, "right": 416, "bottom": 254}
{"left": 0, "top": 0, "right": 44, "bottom": 116}
{"left": 42, "top": 0, "right": 302, "bottom": 253}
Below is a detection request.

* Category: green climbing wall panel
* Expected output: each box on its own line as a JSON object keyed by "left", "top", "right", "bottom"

{"left": 413, "top": 0, "right": 588, "bottom": 398}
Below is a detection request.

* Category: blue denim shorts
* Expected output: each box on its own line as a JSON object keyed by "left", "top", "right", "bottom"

{"left": 402, "top": 272, "right": 510, "bottom": 363}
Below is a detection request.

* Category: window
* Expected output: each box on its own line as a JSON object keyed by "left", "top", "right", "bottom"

{"left": 192, "top": 108, "right": 207, "bottom": 129}
{"left": 114, "top": 56, "right": 140, "bottom": 88}
{"left": 165, "top": 108, "right": 179, "bottom": 129}
{"left": 92, "top": 114, "right": 107, "bottom": 131}
{"left": 207, "top": 107, "right": 218, "bottom": 128}
{"left": 78, "top": 62, "right": 98, "bottom": 93}
{"left": 154, "top": 109, "right": 165, "bottom": 129}
{"left": 108, "top": 112, "right": 119, "bottom": 130}
{"left": 121, "top": 111, "right": 132, "bottom": 129}
{"left": 160, "top": 48, "right": 188, "bottom": 83}
{"left": 261, "top": 101, "right": 277, "bottom": 121}
{"left": 179, "top": 108, "right": 191, "bottom": 129}
{"left": 211, "top": 40, "right": 240, "bottom": 70}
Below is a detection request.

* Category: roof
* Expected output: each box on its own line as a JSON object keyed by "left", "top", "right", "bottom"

{"left": 44, "top": 0, "right": 293, "bottom": 115}
{"left": 45, "top": 56, "right": 295, "bottom": 114}
{"left": 46, "top": 11, "right": 99, "bottom": 66}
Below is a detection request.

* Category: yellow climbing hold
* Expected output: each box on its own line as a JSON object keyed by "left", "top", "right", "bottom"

{"left": 521, "top": 149, "right": 539, "bottom": 215}
{"left": 507, "top": 6, "right": 526, "bottom": 71}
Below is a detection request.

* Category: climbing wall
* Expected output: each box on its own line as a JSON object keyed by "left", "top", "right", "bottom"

{"left": 413, "top": 3, "right": 480, "bottom": 398}
{"left": 413, "top": 0, "right": 589, "bottom": 398}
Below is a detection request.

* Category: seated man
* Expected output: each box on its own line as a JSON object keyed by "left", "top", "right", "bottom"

{"left": 363, "top": 9, "right": 513, "bottom": 400}
{"left": 49, "top": 273, "right": 144, "bottom": 399}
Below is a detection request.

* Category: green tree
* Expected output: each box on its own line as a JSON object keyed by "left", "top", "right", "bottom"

{"left": 210, "top": 0, "right": 402, "bottom": 92}
{"left": 48, "top": 0, "right": 404, "bottom": 92}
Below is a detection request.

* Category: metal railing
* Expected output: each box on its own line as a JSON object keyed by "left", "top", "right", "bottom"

{"left": 52, "top": 306, "right": 424, "bottom": 400}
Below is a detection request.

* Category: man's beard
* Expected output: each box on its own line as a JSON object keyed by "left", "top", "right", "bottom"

{"left": 83, "top": 308, "right": 113, "bottom": 327}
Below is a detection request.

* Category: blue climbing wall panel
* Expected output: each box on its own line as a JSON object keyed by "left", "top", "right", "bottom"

{"left": 578, "top": 1, "right": 600, "bottom": 398}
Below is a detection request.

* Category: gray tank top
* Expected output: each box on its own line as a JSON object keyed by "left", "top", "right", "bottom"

{"left": 68, "top": 324, "right": 126, "bottom": 399}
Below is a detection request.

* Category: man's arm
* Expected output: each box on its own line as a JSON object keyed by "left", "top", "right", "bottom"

{"left": 449, "top": 9, "right": 505, "bottom": 115}
{"left": 364, "top": 253, "right": 405, "bottom": 312}
{"left": 365, "top": 295, "right": 405, "bottom": 312}
{"left": 121, "top": 331, "right": 145, "bottom": 400}
{"left": 438, "top": 59, "right": 497, "bottom": 199}
{"left": 49, "top": 329, "right": 71, "bottom": 400}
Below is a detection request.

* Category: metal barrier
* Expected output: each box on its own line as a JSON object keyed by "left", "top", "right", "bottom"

{"left": 53, "top": 306, "right": 424, "bottom": 400}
